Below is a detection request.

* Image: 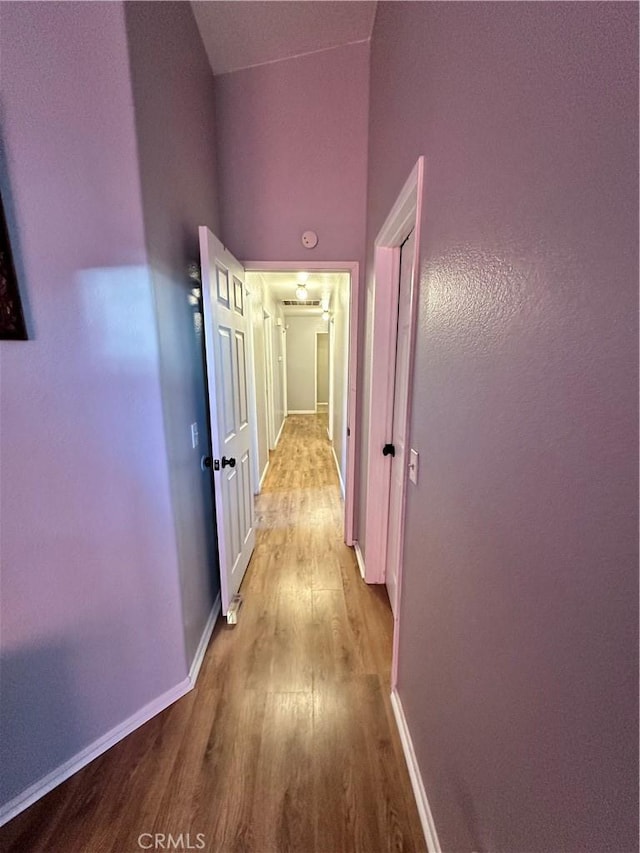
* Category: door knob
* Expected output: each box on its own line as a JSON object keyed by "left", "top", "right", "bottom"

{"left": 221, "top": 456, "right": 236, "bottom": 468}
{"left": 382, "top": 443, "right": 396, "bottom": 457}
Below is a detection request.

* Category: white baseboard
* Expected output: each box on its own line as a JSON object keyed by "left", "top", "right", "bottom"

{"left": 287, "top": 409, "right": 316, "bottom": 414}
{"left": 0, "top": 596, "right": 221, "bottom": 829}
{"left": 0, "top": 676, "right": 191, "bottom": 828}
{"left": 188, "top": 593, "right": 220, "bottom": 685}
{"left": 390, "top": 689, "right": 441, "bottom": 853}
{"left": 258, "top": 459, "right": 270, "bottom": 491}
{"left": 331, "top": 445, "right": 345, "bottom": 498}
{"left": 354, "top": 541, "right": 366, "bottom": 579}
{"left": 274, "top": 418, "right": 285, "bottom": 447}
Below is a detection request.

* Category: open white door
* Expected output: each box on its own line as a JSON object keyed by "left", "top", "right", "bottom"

{"left": 199, "top": 227, "right": 255, "bottom": 617}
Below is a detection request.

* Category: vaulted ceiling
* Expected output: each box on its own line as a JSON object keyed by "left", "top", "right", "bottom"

{"left": 191, "top": 1, "right": 376, "bottom": 76}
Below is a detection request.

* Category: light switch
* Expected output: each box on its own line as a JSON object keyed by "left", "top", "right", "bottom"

{"left": 408, "top": 449, "right": 419, "bottom": 485}
{"left": 191, "top": 422, "right": 199, "bottom": 449}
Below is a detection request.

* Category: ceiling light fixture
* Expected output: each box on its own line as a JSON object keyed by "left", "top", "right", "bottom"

{"left": 295, "top": 284, "right": 308, "bottom": 301}
{"left": 296, "top": 272, "right": 309, "bottom": 284}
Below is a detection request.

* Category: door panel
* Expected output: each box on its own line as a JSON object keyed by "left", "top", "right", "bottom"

{"left": 235, "top": 332, "right": 248, "bottom": 427}
{"left": 233, "top": 275, "right": 244, "bottom": 314}
{"left": 218, "top": 328, "right": 236, "bottom": 440}
{"left": 200, "top": 227, "right": 255, "bottom": 616}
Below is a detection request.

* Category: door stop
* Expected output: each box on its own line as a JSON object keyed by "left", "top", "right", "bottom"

{"left": 226, "top": 594, "right": 243, "bottom": 625}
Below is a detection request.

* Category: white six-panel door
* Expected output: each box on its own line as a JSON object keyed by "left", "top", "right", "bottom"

{"left": 199, "top": 227, "right": 255, "bottom": 616}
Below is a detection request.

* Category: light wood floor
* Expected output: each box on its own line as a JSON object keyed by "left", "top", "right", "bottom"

{"left": 1, "top": 415, "right": 426, "bottom": 853}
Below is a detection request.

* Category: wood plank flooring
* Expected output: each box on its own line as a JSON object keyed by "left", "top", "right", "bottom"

{"left": 0, "top": 415, "right": 426, "bottom": 853}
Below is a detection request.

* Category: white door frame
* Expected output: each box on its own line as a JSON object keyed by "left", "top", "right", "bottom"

{"left": 263, "top": 311, "right": 276, "bottom": 449}
{"left": 314, "top": 329, "right": 319, "bottom": 411}
{"left": 245, "top": 281, "right": 262, "bottom": 492}
{"left": 281, "top": 322, "right": 288, "bottom": 419}
{"left": 326, "top": 322, "right": 334, "bottom": 441}
{"left": 244, "top": 260, "right": 359, "bottom": 547}
{"left": 362, "top": 157, "right": 425, "bottom": 687}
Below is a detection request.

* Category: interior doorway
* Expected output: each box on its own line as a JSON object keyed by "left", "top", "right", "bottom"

{"left": 244, "top": 262, "right": 359, "bottom": 545}
{"left": 363, "top": 156, "right": 425, "bottom": 688}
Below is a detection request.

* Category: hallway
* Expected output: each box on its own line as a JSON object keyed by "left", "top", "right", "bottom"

{"left": 1, "top": 415, "right": 426, "bottom": 853}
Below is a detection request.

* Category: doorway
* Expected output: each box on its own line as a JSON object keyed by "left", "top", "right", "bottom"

{"left": 362, "top": 157, "right": 425, "bottom": 688}
{"left": 244, "top": 262, "right": 359, "bottom": 545}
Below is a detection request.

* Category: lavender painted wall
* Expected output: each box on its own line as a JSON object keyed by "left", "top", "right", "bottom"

{"left": 365, "top": 3, "right": 638, "bottom": 851}
{"left": 0, "top": 2, "right": 186, "bottom": 808}
{"left": 124, "top": 2, "right": 221, "bottom": 668}
{"left": 214, "top": 41, "right": 369, "bottom": 265}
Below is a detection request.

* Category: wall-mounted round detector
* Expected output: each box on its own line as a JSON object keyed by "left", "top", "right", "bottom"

{"left": 301, "top": 230, "right": 318, "bottom": 249}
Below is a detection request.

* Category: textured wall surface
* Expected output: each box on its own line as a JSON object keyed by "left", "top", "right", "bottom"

{"left": 366, "top": 3, "right": 638, "bottom": 851}
{"left": 0, "top": 2, "right": 186, "bottom": 807}
{"left": 124, "top": 1, "right": 222, "bottom": 668}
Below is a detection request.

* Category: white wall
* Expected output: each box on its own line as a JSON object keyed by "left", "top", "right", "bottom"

{"left": 246, "top": 273, "right": 286, "bottom": 488}
{"left": 286, "top": 315, "right": 329, "bottom": 412}
{"left": 248, "top": 280, "right": 269, "bottom": 484}
{"left": 316, "top": 333, "right": 329, "bottom": 403}
{"left": 331, "top": 274, "right": 350, "bottom": 490}
{"left": 271, "top": 304, "right": 286, "bottom": 435}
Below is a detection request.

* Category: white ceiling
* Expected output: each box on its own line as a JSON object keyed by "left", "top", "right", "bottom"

{"left": 191, "top": 1, "right": 377, "bottom": 76}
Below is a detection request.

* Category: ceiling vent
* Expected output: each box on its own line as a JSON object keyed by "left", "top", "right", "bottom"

{"left": 281, "top": 299, "right": 320, "bottom": 306}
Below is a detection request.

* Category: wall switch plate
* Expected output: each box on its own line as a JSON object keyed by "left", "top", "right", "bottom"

{"left": 409, "top": 449, "right": 419, "bottom": 485}
{"left": 191, "top": 422, "right": 199, "bottom": 449}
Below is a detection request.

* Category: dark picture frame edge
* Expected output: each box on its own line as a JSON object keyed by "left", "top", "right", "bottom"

{"left": 0, "top": 190, "right": 28, "bottom": 341}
